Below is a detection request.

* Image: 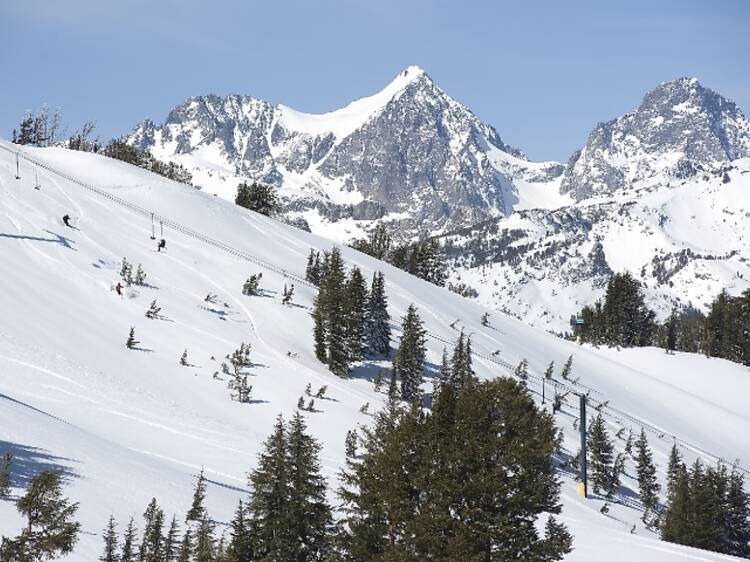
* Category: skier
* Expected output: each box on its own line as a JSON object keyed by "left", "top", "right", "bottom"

{"left": 115, "top": 282, "right": 123, "bottom": 296}
{"left": 62, "top": 214, "right": 71, "bottom": 227}
{"left": 157, "top": 238, "right": 166, "bottom": 252}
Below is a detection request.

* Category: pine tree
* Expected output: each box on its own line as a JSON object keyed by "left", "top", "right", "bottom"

{"left": 343, "top": 267, "right": 369, "bottom": 362}
{"left": 560, "top": 355, "right": 573, "bottom": 380}
{"left": 281, "top": 283, "right": 294, "bottom": 305}
{"left": 286, "top": 413, "right": 332, "bottom": 561}
{"left": 0, "top": 452, "right": 12, "bottom": 498}
{"left": 449, "top": 332, "right": 473, "bottom": 388}
{"left": 176, "top": 529, "right": 192, "bottom": 562}
{"left": 587, "top": 413, "right": 614, "bottom": 495}
{"left": 514, "top": 358, "right": 529, "bottom": 381}
{"left": 225, "top": 501, "right": 253, "bottom": 562}
{"left": 145, "top": 300, "right": 162, "bottom": 320}
{"left": 163, "top": 516, "right": 180, "bottom": 562}
{"left": 311, "top": 291, "right": 327, "bottom": 363}
{"left": 139, "top": 498, "right": 164, "bottom": 562}
{"left": 186, "top": 468, "right": 208, "bottom": 523}
{"left": 180, "top": 349, "right": 189, "bottom": 366}
{"left": 314, "top": 385, "right": 327, "bottom": 399}
{"left": 120, "top": 517, "right": 137, "bottom": 562}
{"left": 393, "top": 304, "right": 426, "bottom": 402}
{"left": 242, "top": 273, "right": 263, "bottom": 296}
{"left": 725, "top": 468, "right": 750, "bottom": 558}
{"left": 345, "top": 429, "right": 358, "bottom": 458}
{"left": 544, "top": 361, "right": 554, "bottom": 379}
{"left": 665, "top": 309, "right": 678, "bottom": 353}
{"left": 0, "top": 470, "right": 80, "bottom": 561}
{"left": 126, "top": 327, "right": 139, "bottom": 350}
{"left": 365, "top": 271, "right": 391, "bottom": 356}
{"left": 666, "top": 443, "right": 683, "bottom": 496}
{"left": 194, "top": 515, "right": 215, "bottom": 562}
{"left": 247, "top": 416, "right": 293, "bottom": 558}
{"left": 634, "top": 429, "right": 660, "bottom": 520}
{"left": 120, "top": 258, "right": 133, "bottom": 285}
{"left": 235, "top": 182, "right": 280, "bottom": 216}
{"left": 480, "top": 312, "right": 490, "bottom": 326}
{"left": 100, "top": 515, "right": 119, "bottom": 562}
{"left": 134, "top": 264, "right": 146, "bottom": 286}
{"left": 324, "top": 249, "right": 349, "bottom": 377}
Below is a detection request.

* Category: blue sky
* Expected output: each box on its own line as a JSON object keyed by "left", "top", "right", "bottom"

{"left": 1, "top": 0, "right": 748, "bottom": 161}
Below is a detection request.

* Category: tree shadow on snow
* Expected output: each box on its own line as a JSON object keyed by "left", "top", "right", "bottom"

{"left": 0, "top": 440, "right": 79, "bottom": 491}
{"left": 0, "top": 230, "right": 77, "bottom": 251}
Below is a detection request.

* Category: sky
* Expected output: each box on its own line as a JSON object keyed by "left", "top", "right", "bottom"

{"left": 0, "top": 0, "right": 748, "bottom": 162}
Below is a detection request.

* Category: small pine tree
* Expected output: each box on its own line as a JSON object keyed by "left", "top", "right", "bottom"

{"left": 100, "top": 515, "right": 119, "bottom": 562}
{"left": 306, "top": 398, "right": 315, "bottom": 412}
{"left": 126, "top": 327, "right": 139, "bottom": 349}
{"left": 180, "top": 349, "right": 189, "bottom": 366}
{"left": 305, "top": 383, "right": 312, "bottom": 396}
{"left": 359, "top": 402, "right": 370, "bottom": 415}
{"left": 134, "top": 264, "right": 146, "bottom": 286}
{"left": 514, "top": 358, "right": 529, "bottom": 381}
{"left": 0, "top": 452, "right": 12, "bottom": 498}
{"left": 481, "top": 312, "right": 490, "bottom": 326}
{"left": 365, "top": 271, "right": 391, "bottom": 356}
{"left": 544, "top": 361, "right": 554, "bottom": 379}
{"left": 281, "top": 283, "right": 294, "bottom": 305}
{"left": 634, "top": 429, "right": 660, "bottom": 520}
{"left": 120, "top": 258, "right": 133, "bottom": 285}
{"left": 0, "top": 470, "right": 80, "bottom": 561}
{"left": 297, "top": 396, "right": 306, "bottom": 410}
{"left": 145, "top": 300, "right": 162, "bottom": 319}
{"left": 560, "top": 355, "right": 574, "bottom": 379}
{"left": 345, "top": 429, "right": 358, "bottom": 458}
{"left": 242, "top": 273, "right": 263, "bottom": 296}
{"left": 139, "top": 498, "right": 165, "bottom": 562}
{"left": 186, "top": 468, "right": 207, "bottom": 523}
{"left": 314, "top": 385, "right": 328, "bottom": 399}
{"left": 225, "top": 501, "right": 253, "bottom": 562}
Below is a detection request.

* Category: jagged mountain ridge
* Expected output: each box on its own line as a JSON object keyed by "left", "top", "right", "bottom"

{"left": 127, "top": 72, "right": 750, "bottom": 331}
{"left": 126, "top": 66, "right": 566, "bottom": 240}
{"left": 561, "top": 77, "right": 750, "bottom": 200}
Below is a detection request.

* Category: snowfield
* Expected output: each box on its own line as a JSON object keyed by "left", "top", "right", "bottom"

{"left": 0, "top": 141, "right": 748, "bottom": 561}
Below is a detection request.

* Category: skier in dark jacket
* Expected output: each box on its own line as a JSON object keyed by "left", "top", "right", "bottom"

{"left": 62, "top": 214, "right": 71, "bottom": 227}
{"left": 157, "top": 238, "right": 166, "bottom": 252}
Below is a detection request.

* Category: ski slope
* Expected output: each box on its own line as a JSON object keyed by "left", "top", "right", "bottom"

{"left": 0, "top": 141, "right": 747, "bottom": 561}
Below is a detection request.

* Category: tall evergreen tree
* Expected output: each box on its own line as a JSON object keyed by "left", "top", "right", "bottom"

{"left": 163, "top": 516, "right": 180, "bottom": 562}
{"left": 186, "top": 468, "right": 208, "bottom": 523}
{"left": 120, "top": 517, "right": 137, "bottom": 562}
{"left": 0, "top": 470, "right": 80, "bottom": 561}
{"left": 586, "top": 413, "right": 614, "bottom": 495}
{"left": 176, "top": 530, "right": 192, "bottom": 562}
{"left": 343, "top": 267, "right": 369, "bottom": 362}
{"left": 286, "top": 413, "right": 333, "bottom": 561}
{"left": 193, "top": 516, "right": 216, "bottom": 562}
{"left": 225, "top": 501, "right": 253, "bottom": 562}
{"left": 247, "top": 416, "right": 293, "bottom": 558}
{"left": 365, "top": 272, "right": 391, "bottom": 356}
{"left": 634, "top": 429, "right": 660, "bottom": 521}
{"left": 139, "top": 498, "right": 164, "bottom": 562}
{"left": 234, "top": 182, "right": 280, "bottom": 216}
{"left": 100, "top": 515, "right": 119, "bottom": 562}
{"left": 393, "top": 304, "right": 427, "bottom": 402}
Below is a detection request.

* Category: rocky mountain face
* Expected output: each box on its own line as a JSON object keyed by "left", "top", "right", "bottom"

{"left": 127, "top": 73, "right": 750, "bottom": 331}
{"left": 561, "top": 77, "right": 750, "bottom": 200}
{"left": 127, "top": 66, "right": 563, "bottom": 240}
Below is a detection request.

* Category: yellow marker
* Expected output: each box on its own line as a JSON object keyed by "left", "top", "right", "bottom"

{"left": 578, "top": 482, "right": 587, "bottom": 498}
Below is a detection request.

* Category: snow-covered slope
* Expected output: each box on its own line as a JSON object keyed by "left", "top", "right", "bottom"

{"left": 126, "top": 66, "right": 564, "bottom": 241}
{"left": 1, "top": 142, "right": 748, "bottom": 561}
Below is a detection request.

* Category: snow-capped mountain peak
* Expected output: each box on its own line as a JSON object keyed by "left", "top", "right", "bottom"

{"left": 561, "top": 77, "right": 750, "bottom": 200}
{"left": 126, "top": 66, "right": 557, "bottom": 240}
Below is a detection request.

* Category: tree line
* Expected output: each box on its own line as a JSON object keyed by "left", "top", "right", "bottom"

{"left": 573, "top": 272, "right": 750, "bottom": 368}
